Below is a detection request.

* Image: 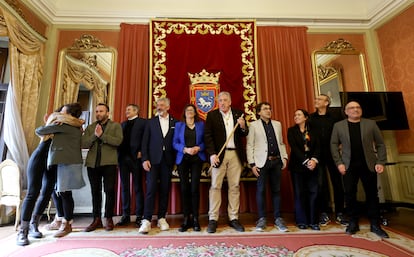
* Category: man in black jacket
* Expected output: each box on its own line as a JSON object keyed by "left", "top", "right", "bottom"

{"left": 204, "top": 91, "right": 248, "bottom": 233}
{"left": 309, "top": 94, "right": 347, "bottom": 226}
{"left": 117, "top": 104, "right": 146, "bottom": 227}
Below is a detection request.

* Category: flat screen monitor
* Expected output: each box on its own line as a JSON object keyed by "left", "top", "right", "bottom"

{"left": 339, "top": 91, "right": 409, "bottom": 130}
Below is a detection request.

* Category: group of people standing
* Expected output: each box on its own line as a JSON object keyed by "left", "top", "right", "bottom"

{"left": 286, "top": 94, "right": 388, "bottom": 238}
{"left": 16, "top": 90, "right": 389, "bottom": 246}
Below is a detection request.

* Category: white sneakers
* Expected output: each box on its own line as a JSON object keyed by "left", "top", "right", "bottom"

{"left": 138, "top": 218, "right": 170, "bottom": 234}
{"left": 138, "top": 219, "right": 151, "bottom": 234}
{"left": 157, "top": 218, "right": 170, "bottom": 231}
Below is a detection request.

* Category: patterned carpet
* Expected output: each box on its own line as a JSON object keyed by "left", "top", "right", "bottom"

{"left": 3, "top": 224, "right": 414, "bottom": 257}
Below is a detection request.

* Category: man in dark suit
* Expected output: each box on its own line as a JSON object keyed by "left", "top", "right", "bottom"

{"left": 117, "top": 104, "right": 146, "bottom": 227}
{"left": 331, "top": 100, "right": 389, "bottom": 238}
{"left": 204, "top": 91, "right": 248, "bottom": 233}
{"left": 138, "top": 97, "right": 177, "bottom": 234}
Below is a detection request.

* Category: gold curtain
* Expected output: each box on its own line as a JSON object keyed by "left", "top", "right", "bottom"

{"left": 58, "top": 54, "right": 108, "bottom": 109}
{"left": 1, "top": 10, "right": 44, "bottom": 153}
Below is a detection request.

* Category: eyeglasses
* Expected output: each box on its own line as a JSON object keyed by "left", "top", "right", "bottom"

{"left": 346, "top": 106, "right": 361, "bottom": 110}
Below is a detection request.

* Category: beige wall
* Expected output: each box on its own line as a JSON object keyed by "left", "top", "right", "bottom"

{"left": 376, "top": 5, "right": 414, "bottom": 154}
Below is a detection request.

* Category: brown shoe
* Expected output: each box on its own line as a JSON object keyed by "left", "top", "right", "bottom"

{"left": 84, "top": 217, "right": 103, "bottom": 232}
{"left": 105, "top": 218, "right": 114, "bottom": 231}
{"left": 54, "top": 219, "right": 72, "bottom": 238}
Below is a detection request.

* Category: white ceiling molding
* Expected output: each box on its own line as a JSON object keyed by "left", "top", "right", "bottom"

{"left": 22, "top": 0, "right": 413, "bottom": 29}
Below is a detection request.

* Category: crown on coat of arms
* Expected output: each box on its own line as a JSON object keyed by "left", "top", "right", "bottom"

{"left": 188, "top": 69, "right": 220, "bottom": 85}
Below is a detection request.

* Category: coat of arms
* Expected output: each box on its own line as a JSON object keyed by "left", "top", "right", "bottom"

{"left": 188, "top": 69, "right": 220, "bottom": 120}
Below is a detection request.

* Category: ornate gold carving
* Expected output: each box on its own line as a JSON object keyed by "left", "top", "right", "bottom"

{"left": 322, "top": 38, "right": 355, "bottom": 54}
{"left": 188, "top": 69, "right": 220, "bottom": 85}
{"left": 317, "top": 64, "right": 338, "bottom": 81}
{"left": 3, "top": 0, "right": 44, "bottom": 37}
{"left": 69, "top": 34, "right": 105, "bottom": 50}
{"left": 5, "top": 0, "right": 25, "bottom": 20}
{"left": 0, "top": 15, "right": 6, "bottom": 27}
{"left": 81, "top": 55, "right": 99, "bottom": 71}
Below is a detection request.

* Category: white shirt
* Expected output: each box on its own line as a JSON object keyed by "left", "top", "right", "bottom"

{"left": 220, "top": 109, "right": 236, "bottom": 149}
{"left": 158, "top": 114, "right": 169, "bottom": 138}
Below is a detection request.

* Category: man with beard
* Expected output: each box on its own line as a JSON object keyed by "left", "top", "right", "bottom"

{"left": 138, "top": 98, "right": 177, "bottom": 234}
{"left": 82, "top": 103, "right": 123, "bottom": 232}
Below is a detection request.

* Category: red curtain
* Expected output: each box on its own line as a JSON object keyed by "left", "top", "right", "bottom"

{"left": 113, "top": 23, "right": 149, "bottom": 215}
{"left": 113, "top": 23, "right": 149, "bottom": 121}
{"left": 256, "top": 26, "right": 315, "bottom": 212}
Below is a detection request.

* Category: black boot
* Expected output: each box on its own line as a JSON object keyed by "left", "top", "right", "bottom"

{"left": 16, "top": 221, "right": 29, "bottom": 246}
{"left": 370, "top": 219, "right": 389, "bottom": 238}
{"left": 29, "top": 215, "right": 43, "bottom": 238}
{"left": 193, "top": 216, "right": 201, "bottom": 232}
{"left": 178, "top": 216, "right": 192, "bottom": 232}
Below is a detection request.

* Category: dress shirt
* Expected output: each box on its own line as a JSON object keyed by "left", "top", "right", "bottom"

{"left": 261, "top": 119, "right": 280, "bottom": 157}
{"left": 221, "top": 110, "right": 236, "bottom": 149}
{"left": 158, "top": 114, "right": 170, "bottom": 138}
{"left": 128, "top": 115, "right": 138, "bottom": 121}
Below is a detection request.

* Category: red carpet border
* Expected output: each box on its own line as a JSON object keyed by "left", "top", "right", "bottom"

{"left": 3, "top": 226, "right": 414, "bottom": 257}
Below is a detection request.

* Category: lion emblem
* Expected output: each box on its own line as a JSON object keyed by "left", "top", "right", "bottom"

{"left": 198, "top": 97, "right": 212, "bottom": 108}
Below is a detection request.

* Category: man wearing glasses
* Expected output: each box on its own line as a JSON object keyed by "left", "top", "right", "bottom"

{"left": 310, "top": 94, "right": 347, "bottom": 227}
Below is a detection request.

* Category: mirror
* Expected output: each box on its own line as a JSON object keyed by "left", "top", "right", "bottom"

{"left": 316, "top": 64, "right": 343, "bottom": 107}
{"left": 54, "top": 34, "right": 117, "bottom": 125}
{"left": 312, "top": 38, "right": 369, "bottom": 107}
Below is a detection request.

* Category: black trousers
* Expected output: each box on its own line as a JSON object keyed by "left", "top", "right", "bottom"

{"left": 58, "top": 191, "right": 74, "bottom": 221}
{"left": 21, "top": 140, "right": 52, "bottom": 221}
{"left": 343, "top": 164, "right": 380, "bottom": 224}
{"left": 292, "top": 168, "right": 319, "bottom": 225}
{"left": 87, "top": 165, "right": 117, "bottom": 218}
{"left": 34, "top": 166, "right": 64, "bottom": 217}
{"left": 317, "top": 158, "right": 345, "bottom": 214}
{"left": 177, "top": 156, "right": 202, "bottom": 217}
{"left": 118, "top": 156, "right": 144, "bottom": 217}
{"left": 256, "top": 158, "right": 283, "bottom": 219}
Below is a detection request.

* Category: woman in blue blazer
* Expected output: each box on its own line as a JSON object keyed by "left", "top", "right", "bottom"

{"left": 173, "top": 104, "right": 206, "bottom": 232}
